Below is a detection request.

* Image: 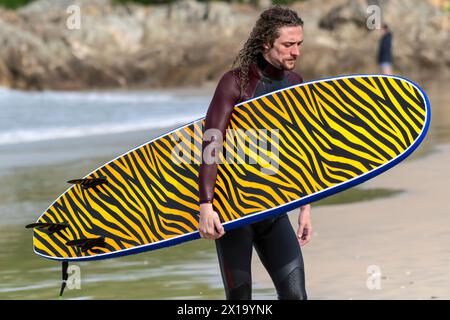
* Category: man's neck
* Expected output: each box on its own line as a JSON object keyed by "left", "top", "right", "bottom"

{"left": 258, "top": 54, "right": 284, "bottom": 80}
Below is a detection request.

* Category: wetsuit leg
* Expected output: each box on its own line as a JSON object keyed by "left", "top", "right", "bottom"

{"left": 215, "top": 225, "right": 254, "bottom": 300}
{"left": 253, "top": 214, "right": 307, "bottom": 300}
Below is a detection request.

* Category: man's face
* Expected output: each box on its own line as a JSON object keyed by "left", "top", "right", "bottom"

{"left": 263, "top": 25, "right": 303, "bottom": 71}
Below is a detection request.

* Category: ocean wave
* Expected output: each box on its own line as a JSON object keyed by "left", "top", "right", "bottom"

{"left": 0, "top": 114, "right": 204, "bottom": 145}
{"left": 0, "top": 88, "right": 176, "bottom": 104}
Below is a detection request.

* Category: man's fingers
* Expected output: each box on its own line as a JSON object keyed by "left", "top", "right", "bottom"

{"left": 199, "top": 212, "right": 224, "bottom": 240}
{"left": 214, "top": 228, "right": 225, "bottom": 239}
{"left": 214, "top": 216, "right": 224, "bottom": 232}
{"left": 207, "top": 217, "right": 220, "bottom": 239}
{"left": 212, "top": 213, "right": 225, "bottom": 238}
{"left": 199, "top": 228, "right": 209, "bottom": 239}
{"left": 199, "top": 222, "right": 213, "bottom": 239}
{"left": 216, "top": 224, "right": 224, "bottom": 234}
{"left": 300, "top": 228, "right": 312, "bottom": 246}
{"left": 297, "top": 223, "right": 305, "bottom": 239}
{"left": 297, "top": 223, "right": 311, "bottom": 246}
{"left": 207, "top": 226, "right": 216, "bottom": 239}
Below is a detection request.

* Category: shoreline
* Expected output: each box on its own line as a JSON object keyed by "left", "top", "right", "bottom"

{"left": 0, "top": 125, "right": 180, "bottom": 172}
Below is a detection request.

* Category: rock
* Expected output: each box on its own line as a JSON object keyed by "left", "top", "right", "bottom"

{"left": 0, "top": 0, "right": 448, "bottom": 90}
{"left": 319, "top": 0, "right": 369, "bottom": 30}
{"left": 0, "top": 58, "right": 11, "bottom": 88}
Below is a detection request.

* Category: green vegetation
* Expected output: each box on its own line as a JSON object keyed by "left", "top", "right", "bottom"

{"left": 112, "top": 0, "right": 301, "bottom": 6}
{"left": 113, "top": 0, "right": 176, "bottom": 4}
{"left": 0, "top": 0, "right": 302, "bottom": 9}
{"left": 0, "top": 0, "right": 33, "bottom": 9}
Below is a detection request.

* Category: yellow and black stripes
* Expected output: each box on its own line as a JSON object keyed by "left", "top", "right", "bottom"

{"left": 33, "top": 75, "right": 428, "bottom": 260}
{"left": 214, "top": 76, "right": 426, "bottom": 220}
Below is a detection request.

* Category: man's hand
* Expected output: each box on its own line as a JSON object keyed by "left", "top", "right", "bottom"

{"left": 297, "top": 204, "right": 312, "bottom": 246}
{"left": 199, "top": 203, "right": 225, "bottom": 240}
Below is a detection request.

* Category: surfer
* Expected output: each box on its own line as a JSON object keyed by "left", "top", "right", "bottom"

{"left": 198, "top": 6, "right": 312, "bottom": 300}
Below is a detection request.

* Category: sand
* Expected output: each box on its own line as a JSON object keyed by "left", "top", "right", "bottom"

{"left": 252, "top": 143, "right": 450, "bottom": 300}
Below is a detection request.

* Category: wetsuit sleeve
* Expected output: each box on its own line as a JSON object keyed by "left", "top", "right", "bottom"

{"left": 199, "top": 71, "right": 241, "bottom": 204}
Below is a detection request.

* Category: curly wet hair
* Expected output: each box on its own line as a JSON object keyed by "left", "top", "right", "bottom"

{"left": 232, "top": 5, "right": 304, "bottom": 97}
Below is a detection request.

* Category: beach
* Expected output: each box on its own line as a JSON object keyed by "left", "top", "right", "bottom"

{"left": 0, "top": 0, "right": 449, "bottom": 303}
{"left": 255, "top": 143, "right": 450, "bottom": 300}
{"left": 0, "top": 78, "right": 449, "bottom": 300}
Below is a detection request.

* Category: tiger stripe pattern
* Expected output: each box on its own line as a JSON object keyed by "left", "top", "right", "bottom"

{"left": 32, "top": 75, "right": 429, "bottom": 260}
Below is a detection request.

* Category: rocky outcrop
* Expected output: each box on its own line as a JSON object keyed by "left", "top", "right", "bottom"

{"left": 295, "top": 0, "right": 450, "bottom": 80}
{"left": 0, "top": 0, "right": 256, "bottom": 90}
{"left": 0, "top": 0, "right": 448, "bottom": 90}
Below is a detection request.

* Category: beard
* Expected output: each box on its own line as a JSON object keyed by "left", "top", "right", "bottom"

{"left": 281, "top": 58, "right": 297, "bottom": 70}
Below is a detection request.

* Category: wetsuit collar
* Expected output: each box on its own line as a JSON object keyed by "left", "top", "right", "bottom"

{"left": 256, "top": 54, "right": 285, "bottom": 80}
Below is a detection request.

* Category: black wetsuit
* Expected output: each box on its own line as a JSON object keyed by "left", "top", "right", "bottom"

{"left": 377, "top": 31, "right": 393, "bottom": 64}
{"left": 199, "top": 54, "right": 307, "bottom": 300}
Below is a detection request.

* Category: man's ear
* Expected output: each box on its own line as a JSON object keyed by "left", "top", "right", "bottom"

{"left": 262, "top": 42, "right": 270, "bottom": 51}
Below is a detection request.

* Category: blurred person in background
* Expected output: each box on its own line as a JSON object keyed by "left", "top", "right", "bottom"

{"left": 377, "top": 24, "right": 393, "bottom": 75}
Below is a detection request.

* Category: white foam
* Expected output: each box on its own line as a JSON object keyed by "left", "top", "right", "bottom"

{"left": 0, "top": 114, "right": 204, "bottom": 145}
{"left": 0, "top": 87, "right": 175, "bottom": 104}
{"left": 35, "top": 91, "right": 175, "bottom": 104}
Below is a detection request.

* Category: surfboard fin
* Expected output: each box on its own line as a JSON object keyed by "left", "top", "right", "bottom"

{"left": 67, "top": 177, "right": 108, "bottom": 189}
{"left": 59, "top": 261, "right": 69, "bottom": 297}
{"left": 25, "top": 222, "right": 68, "bottom": 234}
{"left": 66, "top": 237, "right": 106, "bottom": 252}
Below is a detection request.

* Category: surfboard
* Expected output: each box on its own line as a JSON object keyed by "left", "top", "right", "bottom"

{"left": 27, "top": 75, "right": 430, "bottom": 265}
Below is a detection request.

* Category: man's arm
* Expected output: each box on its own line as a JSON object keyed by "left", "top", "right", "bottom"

{"left": 199, "top": 71, "right": 240, "bottom": 203}
{"left": 198, "top": 71, "right": 240, "bottom": 240}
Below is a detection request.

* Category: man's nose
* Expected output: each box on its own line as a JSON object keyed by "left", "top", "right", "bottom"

{"left": 291, "top": 45, "right": 300, "bottom": 57}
